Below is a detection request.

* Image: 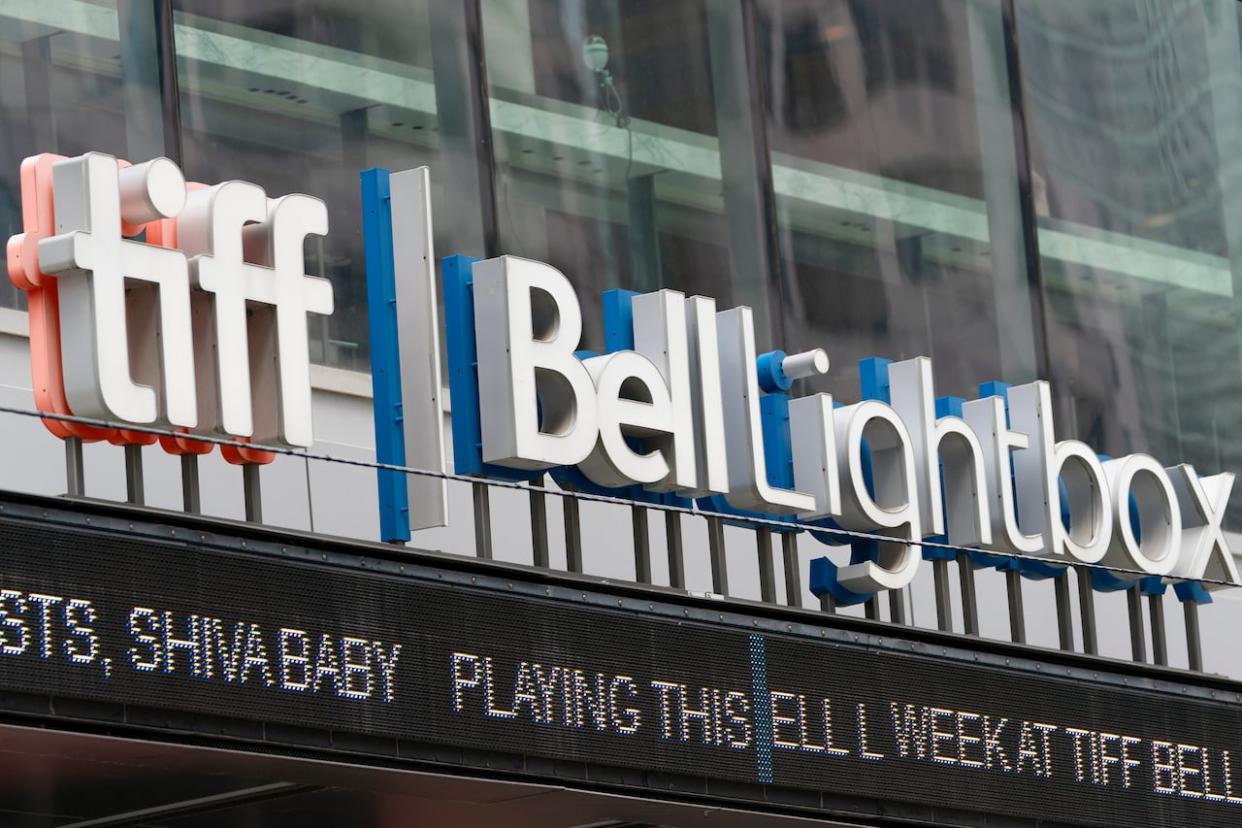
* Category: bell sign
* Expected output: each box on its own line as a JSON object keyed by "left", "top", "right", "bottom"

{"left": 449, "top": 254, "right": 1239, "bottom": 597}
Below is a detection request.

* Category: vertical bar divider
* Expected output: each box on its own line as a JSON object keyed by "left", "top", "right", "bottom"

{"left": 707, "top": 515, "right": 727, "bottom": 596}
{"left": 1054, "top": 573, "right": 1074, "bottom": 651}
{"left": 472, "top": 481, "right": 492, "bottom": 560}
{"left": 1005, "top": 569, "right": 1026, "bottom": 644}
{"left": 1126, "top": 587, "right": 1147, "bottom": 663}
{"left": 64, "top": 437, "right": 85, "bottom": 497}
{"left": 529, "top": 480, "right": 549, "bottom": 568}
{"left": 1149, "top": 592, "right": 1168, "bottom": 667}
{"left": 781, "top": 532, "right": 801, "bottom": 607}
{"left": 888, "top": 589, "right": 907, "bottom": 625}
{"left": 1077, "top": 567, "right": 1099, "bottom": 655}
{"left": 932, "top": 558, "right": 952, "bottom": 631}
{"left": 632, "top": 506, "right": 651, "bottom": 584}
{"left": 1184, "top": 600, "right": 1203, "bottom": 672}
{"left": 242, "top": 464, "right": 262, "bottom": 523}
{"left": 564, "top": 495, "right": 583, "bottom": 573}
{"left": 957, "top": 553, "right": 980, "bottom": 635}
{"left": 124, "top": 444, "right": 144, "bottom": 505}
{"left": 180, "top": 454, "right": 200, "bottom": 514}
{"left": 756, "top": 529, "right": 776, "bottom": 603}
{"left": 665, "top": 512, "right": 686, "bottom": 589}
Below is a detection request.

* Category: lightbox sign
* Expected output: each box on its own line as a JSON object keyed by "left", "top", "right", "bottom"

{"left": 5, "top": 152, "right": 334, "bottom": 463}
{"left": 0, "top": 498, "right": 1239, "bottom": 828}
{"left": 359, "top": 166, "right": 1239, "bottom": 604}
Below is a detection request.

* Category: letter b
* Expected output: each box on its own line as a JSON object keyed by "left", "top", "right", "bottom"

{"left": 473, "top": 256, "right": 598, "bottom": 469}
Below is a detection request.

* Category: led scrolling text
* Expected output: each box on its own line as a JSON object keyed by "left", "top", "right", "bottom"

{"left": 448, "top": 650, "right": 1242, "bottom": 807}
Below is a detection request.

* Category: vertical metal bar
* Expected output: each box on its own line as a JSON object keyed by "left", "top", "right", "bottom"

{"left": 153, "top": 0, "right": 182, "bottom": 161}
{"left": 563, "top": 495, "right": 583, "bottom": 573}
{"left": 756, "top": 529, "right": 776, "bottom": 603}
{"left": 1126, "top": 587, "right": 1147, "bottom": 663}
{"left": 707, "top": 515, "right": 728, "bottom": 596}
{"left": 781, "top": 531, "right": 801, "bottom": 607}
{"left": 529, "top": 484, "right": 549, "bottom": 568}
{"left": 430, "top": 0, "right": 499, "bottom": 257}
{"left": 666, "top": 512, "right": 686, "bottom": 589}
{"left": 1054, "top": 573, "right": 1074, "bottom": 651}
{"left": 180, "top": 454, "right": 200, "bottom": 514}
{"left": 888, "top": 589, "right": 907, "bottom": 625}
{"left": 1077, "top": 568, "right": 1099, "bottom": 656}
{"left": 472, "top": 482, "right": 492, "bottom": 560}
{"left": 632, "top": 506, "right": 651, "bottom": 584}
{"left": 242, "top": 464, "right": 262, "bottom": 523}
{"left": 1053, "top": 573, "right": 1073, "bottom": 650}
{"left": 864, "top": 598, "right": 880, "bottom": 621}
{"left": 819, "top": 594, "right": 836, "bottom": 613}
{"left": 302, "top": 455, "right": 315, "bottom": 533}
{"left": 1184, "top": 600, "right": 1203, "bottom": 672}
{"left": 998, "top": 0, "right": 1054, "bottom": 383}
{"left": 704, "top": 0, "right": 783, "bottom": 342}
{"left": 964, "top": 0, "right": 1041, "bottom": 382}
{"left": 1149, "top": 592, "right": 1168, "bottom": 667}
{"left": 117, "top": 0, "right": 168, "bottom": 160}
{"left": 1005, "top": 569, "right": 1026, "bottom": 644}
{"left": 64, "top": 437, "right": 85, "bottom": 497}
{"left": 124, "top": 444, "right": 144, "bottom": 505}
{"left": 957, "top": 553, "right": 980, "bottom": 635}
{"left": 932, "top": 558, "right": 952, "bottom": 632}
{"left": 626, "top": 174, "right": 663, "bottom": 292}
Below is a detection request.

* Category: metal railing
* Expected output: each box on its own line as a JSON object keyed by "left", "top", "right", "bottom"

{"left": 7, "top": 403, "right": 1220, "bottom": 675}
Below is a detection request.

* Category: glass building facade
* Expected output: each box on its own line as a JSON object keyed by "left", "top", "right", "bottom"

{"left": 3, "top": 0, "right": 1242, "bottom": 526}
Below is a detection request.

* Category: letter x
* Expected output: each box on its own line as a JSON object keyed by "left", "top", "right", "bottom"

{"left": 1171, "top": 465, "right": 1239, "bottom": 587}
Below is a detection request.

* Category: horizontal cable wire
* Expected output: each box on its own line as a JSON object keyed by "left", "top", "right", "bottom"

{"left": 1, "top": 403, "right": 1232, "bottom": 589}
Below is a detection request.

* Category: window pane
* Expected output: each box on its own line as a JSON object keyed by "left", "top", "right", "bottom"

{"left": 0, "top": 1, "right": 150, "bottom": 310}
{"left": 481, "top": 0, "right": 769, "bottom": 350}
{"left": 1017, "top": 0, "right": 1242, "bottom": 525}
{"left": 755, "top": 0, "right": 1040, "bottom": 401}
{"left": 173, "top": 0, "right": 485, "bottom": 371}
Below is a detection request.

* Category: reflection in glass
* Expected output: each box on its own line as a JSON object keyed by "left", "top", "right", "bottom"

{"left": 482, "top": 0, "right": 763, "bottom": 350}
{"left": 173, "top": 0, "right": 486, "bottom": 370}
{"left": 754, "top": 0, "right": 1041, "bottom": 402}
{"left": 1017, "top": 0, "right": 1242, "bottom": 525}
{"left": 0, "top": 1, "right": 145, "bottom": 310}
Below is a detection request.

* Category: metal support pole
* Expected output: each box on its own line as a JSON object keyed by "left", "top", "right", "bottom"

{"left": 707, "top": 515, "right": 728, "bottom": 596}
{"left": 563, "top": 496, "right": 583, "bottom": 573}
{"left": 957, "top": 553, "right": 980, "bottom": 635}
{"left": 864, "top": 597, "right": 880, "bottom": 621}
{"left": 1054, "top": 573, "right": 1074, "bottom": 651}
{"left": 242, "top": 464, "right": 262, "bottom": 523}
{"left": 529, "top": 485, "right": 548, "bottom": 568}
{"left": 124, "top": 444, "right": 144, "bottom": 505}
{"left": 888, "top": 589, "right": 907, "bottom": 625}
{"left": 1149, "top": 592, "right": 1168, "bottom": 667}
{"left": 632, "top": 506, "right": 651, "bottom": 584}
{"left": 472, "top": 482, "right": 492, "bottom": 561}
{"left": 1184, "top": 600, "right": 1203, "bottom": 672}
{"left": 665, "top": 512, "right": 685, "bottom": 589}
{"left": 819, "top": 594, "right": 836, "bottom": 613}
{"left": 180, "top": 454, "right": 200, "bottom": 514}
{"left": 64, "top": 437, "right": 85, "bottom": 497}
{"left": 756, "top": 529, "right": 776, "bottom": 603}
{"left": 1006, "top": 569, "right": 1026, "bottom": 644}
{"left": 1126, "top": 587, "right": 1147, "bottom": 663}
{"left": 781, "top": 532, "right": 801, "bottom": 607}
{"left": 932, "top": 558, "right": 952, "bottom": 632}
{"left": 1077, "top": 567, "right": 1098, "bottom": 656}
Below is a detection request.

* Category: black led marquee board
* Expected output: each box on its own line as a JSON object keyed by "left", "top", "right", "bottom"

{"left": 0, "top": 496, "right": 1239, "bottom": 827}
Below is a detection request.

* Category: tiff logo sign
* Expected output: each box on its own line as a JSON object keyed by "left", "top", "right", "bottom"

{"left": 6, "top": 152, "right": 334, "bottom": 456}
